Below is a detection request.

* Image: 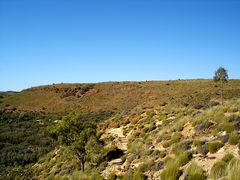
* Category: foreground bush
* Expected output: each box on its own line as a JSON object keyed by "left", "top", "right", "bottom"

{"left": 227, "top": 158, "right": 240, "bottom": 180}
{"left": 210, "top": 161, "right": 227, "bottom": 179}
{"left": 228, "top": 131, "right": 239, "bottom": 145}
{"left": 207, "top": 141, "right": 223, "bottom": 153}
{"left": 222, "top": 153, "right": 234, "bottom": 163}
{"left": 160, "top": 164, "right": 181, "bottom": 180}
{"left": 176, "top": 151, "right": 192, "bottom": 166}
{"left": 185, "top": 162, "right": 205, "bottom": 180}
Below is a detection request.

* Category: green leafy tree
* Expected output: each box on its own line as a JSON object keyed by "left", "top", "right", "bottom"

{"left": 85, "top": 136, "right": 103, "bottom": 168}
{"left": 213, "top": 67, "right": 229, "bottom": 105}
{"left": 48, "top": 114, "right": 103, "bottom": 172}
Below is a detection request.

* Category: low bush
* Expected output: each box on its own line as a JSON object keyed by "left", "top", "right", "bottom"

{"left": 140, "top": 132, "right": 146, "bottom": 139}
{"left": 162, "top": 141, "right": 171, "bottom": 148}
{"left": 160, "top": 164, "right": 181, "bottom": 180}
{"left": 227, "top": 158, "right": 240, "bottom": 180}
{"left": 89, "top": 172, "right": 103, "bottom": 180}
{"left": 131, "top": 118, "right": 139, "bottom": 125}
{"left": 137, "top": 163, "right": 150, "bottom": 173}
{"left": 170, "top": 132, "right": 182, "bottom": 144}
{"left": 220, "top": 123, "right": 235, "bottom": 133}
{"left": 193, "top": 139, "right": 205, "bottom": 147}
{"left": 121, "top": 171, "right": 133, "bottom": 180}
{"left": 133, "top": 170, "right": 147, "bottom": 180}
{"left": 107, "top": 173, "right": 117, "bottom": 180}
{"left": 176, "top": 151, "right": 192, "bottom": 166}
{"left": 172, "top": 141, "right": 192, "bottom": 153}
{"left": 196, "top": 144, "right": 209, "bottom": 155}
{"left": 139, "top": 150, "right": 152, "bottom": 158}
{"left": 227, "top": 105, "right": 239, "bottom": 113}
{"left": 222, "top": 153, "right": 234, "bottom": 163}
{"left": 185, "top": 162, "right": 205, "bottom": 180}
{"left": 98, "top": 161, "right": 108, "bottom": 171}
{"left": 164, "top": 156, "right": 174, "bottom": 166}
{"left": 210, "top": 160, "right": 227, "bottom": 179}
{"left": 228, "top": 132, "right": 239, "bottom": 145}
{"left": 146, "top": 110, "right": 156, "bottom": 118}
{"left": 207, "top": 141, "right": 223, "bottom": 153}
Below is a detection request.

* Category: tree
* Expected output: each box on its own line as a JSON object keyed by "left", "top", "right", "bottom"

{"left": 70, "top": 128, "right": 97, "bottom": 172}
{"left": 48, "top": 114, "right": 102, "bottom": 172}
{"left": 213, "top": 67, "right": 229, "bottom": 105}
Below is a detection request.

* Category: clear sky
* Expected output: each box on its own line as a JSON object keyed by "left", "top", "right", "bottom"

{"left": 0, "top": 0, "right": 240, "bottom": 91}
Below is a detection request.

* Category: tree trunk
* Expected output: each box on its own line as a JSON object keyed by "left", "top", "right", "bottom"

{"left": 76, "top": 150, "right": 86, "bottom": 172}
{"left": 81, "top": 158, "right": 85, "bottom": 172}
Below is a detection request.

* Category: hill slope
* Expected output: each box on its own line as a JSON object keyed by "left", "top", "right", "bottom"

{"left": 0, "top": 80, "right": 240, "bottom": 179}
{"left": 1, "top": 80, "right": 240, "bottom": 113}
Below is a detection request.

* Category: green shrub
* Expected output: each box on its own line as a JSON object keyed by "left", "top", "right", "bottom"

{"left": 221, "top": 123, "right": 235, "bottom": 133}
{"left": 227, "top": 105, "right": 239, "bottom": 113}
{"left": 72, "top": 171, "right": 88, "bottom": 180}
{"left": 222, "top": 153, "right": 234, "bottom": 163}
{"left": 107, "top": 172, "right": 117, "bottom": 180}
{"left": 212, "top": 107, "right": 227, "bottom": 123}
{"left": 140, "top": 150, "right": 152, "bottom": 158}
{"left": 121, "top": 171, "right": 133, "bottom": 180}
{"left": 164, "top": 156, "right": 174, "bottom": 166}
{"left": 98, "top": 161, "right": 108, "bottom": 171}
{"left": 146, "top": 137, "right": 153, "bottom": 145}
{"left": 207, "top": 141, "right": 223, "bottom": 153}
{"left": 176, "top": 151, "right": 192, "bottom": 166}
{"left": 227, "top": 158, "right": 240, "bottom": 180}
{"left": 172, "top": 140, "right": 192, "bottom": 153}
{"left": 132, "top": 118, "right": 139, "bottom": 125}
{"left": 133, "top": 170, "right": 147, "bottom": 180}
{"left": 90, "top": 172, "right": 103, "bottom": 180}
{"left": 210, "top": 161, "right": 227, "bottom": 179}
{"left": 160, "top": 164, "right": 181, "bottom": 180}
{"left": 138, "top": 163, "right": 149, "bottom": 173}
{"left": 228, "top": 132, "right": 239, "bottom": 145}
{"left": 159, "top": 151, "right": 167, "bottom": 158}
{"left": 140, "top": 132, "right": 146, "bottom": 138}
{"left": 142, "top": 126, "right": 149, "bottom": 133}
{"left": 146, "top": 110, "right": 155, "bottom": 118}
{"left": 193, "top": 139, "right": 204, "bottom": 147}
{"left": 162, "top": 141, "right": 171, "bottom": 148}
{"left": 170, "top": 133, "right": 182, "bottom": 144}
{"left": 185, "top": 162, "right": 205, "bottom": 180}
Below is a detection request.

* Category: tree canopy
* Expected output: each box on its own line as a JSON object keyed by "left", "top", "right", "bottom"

{"left": 213, "top": 67, "right": 229, "bottom": 83}
{"left": 213, "top": 67, "right": 229, "bottom": 105}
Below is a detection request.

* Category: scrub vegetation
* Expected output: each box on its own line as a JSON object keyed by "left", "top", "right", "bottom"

{"left": 1, "top": 79, "right": 240, "bottom": 179}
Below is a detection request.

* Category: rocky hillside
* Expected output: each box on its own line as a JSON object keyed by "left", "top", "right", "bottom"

{"left": 27, "top": 100, "right": 240, "bottom": 180}
{"left": 0, "top": 80, "right": 240, "bottom": 179}
{"left": 96, "top": 100, "right": 240, "bottom": 179}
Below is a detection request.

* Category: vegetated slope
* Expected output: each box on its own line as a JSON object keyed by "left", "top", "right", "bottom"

{"left": 97, "top": 100, "right": 240, "bottom": 180}
{"left": 31, "top": 100, "right": 240, "bottom": 180}
{"left": 1, "top": 80, "right": 240, "bottom": 179}
{"left": 1, "top": 80, "right": 240, "bottom": 113}
{"left": 0, "top": 111, "right": 59, "bottom": 177}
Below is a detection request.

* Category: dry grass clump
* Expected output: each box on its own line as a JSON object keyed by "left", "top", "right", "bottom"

{"left": 185, "top": 162, "right": 205, "bottom": 180}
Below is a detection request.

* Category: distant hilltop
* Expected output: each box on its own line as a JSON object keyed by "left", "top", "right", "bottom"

{"left": 1, "top": 79, "right": 240, "bottom": 113}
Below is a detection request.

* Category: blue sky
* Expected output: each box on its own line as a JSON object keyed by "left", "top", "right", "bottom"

{"left": 0, "top": 0, "right": 240, "bottom": 91}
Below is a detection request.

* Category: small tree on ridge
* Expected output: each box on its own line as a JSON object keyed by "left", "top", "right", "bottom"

{"left": 213, "top": 67, "right": 229, "bottom": 105}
